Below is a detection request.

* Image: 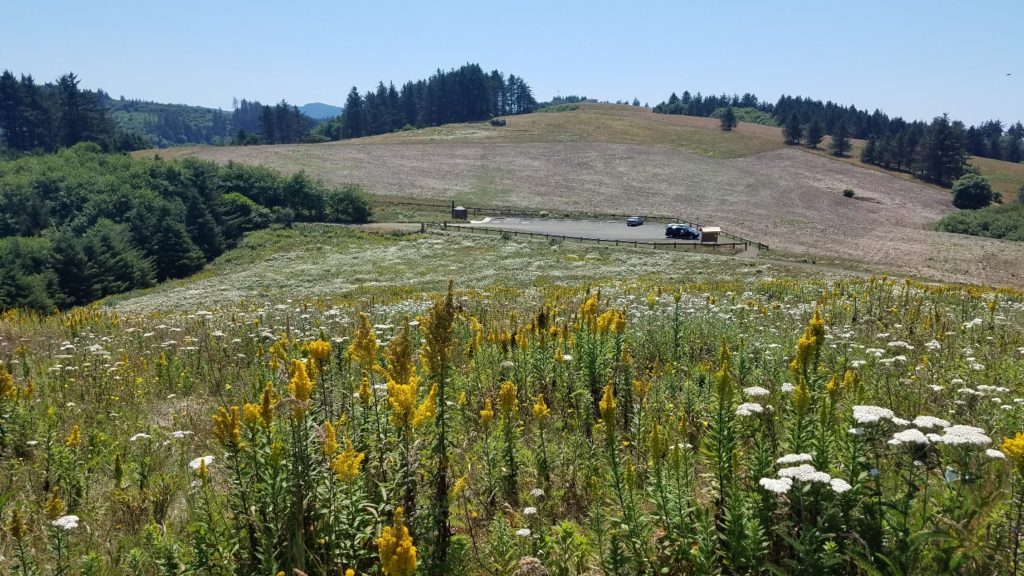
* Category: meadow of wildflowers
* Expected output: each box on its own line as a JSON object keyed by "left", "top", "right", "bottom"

{"left": 3, "top": 272, "right": 1024, "bottom": 575}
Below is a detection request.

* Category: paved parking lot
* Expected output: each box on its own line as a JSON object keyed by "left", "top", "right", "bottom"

{"left": 464, "top": 217, "right": 702, "bottom": 243}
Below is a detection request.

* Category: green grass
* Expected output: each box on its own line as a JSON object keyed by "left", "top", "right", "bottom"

{"left": 108, "top": 224, "right": 815, "bottom": 313}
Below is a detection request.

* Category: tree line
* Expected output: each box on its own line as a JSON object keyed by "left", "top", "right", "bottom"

{"left": 0, "top": 71, "right": 148, "bottom": 154}
{"left": 652, "top": 90, "right": 1022, "bottom": 166}
{"left": 333, "top": 63, "right": 538, "bottom": 140}
{"left": 0, "top": 144, "right": 371, "bottom": 312}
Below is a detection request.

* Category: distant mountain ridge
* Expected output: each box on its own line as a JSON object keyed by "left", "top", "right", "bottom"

{"left": 299, "top": 102, "right": 343, "bottom": 119}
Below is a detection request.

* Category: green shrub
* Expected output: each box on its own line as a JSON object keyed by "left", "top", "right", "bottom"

{"left": 937, "top": 202, "right": 1024, "bottom": 241}
{"left": 951, "top": 174, "right": 994, "bottom": 209}
{"left": 324, "top": 185, "right": 372, "bottom": 224}
{"left": 843, "top": 189, "right": 855, "bottom": 198}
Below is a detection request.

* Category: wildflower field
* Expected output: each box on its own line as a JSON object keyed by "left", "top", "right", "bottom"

{"left": 3, "top": 230, "right": 1024, "bottom": 575}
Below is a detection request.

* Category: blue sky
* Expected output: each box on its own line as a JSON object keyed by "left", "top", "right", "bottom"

{"left": 2, "top": 0, "right": 1021, "bottom": 126}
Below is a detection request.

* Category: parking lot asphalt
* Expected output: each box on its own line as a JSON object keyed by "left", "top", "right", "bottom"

{"left": 462, "top": 217, "right": 701, "bottom": 243}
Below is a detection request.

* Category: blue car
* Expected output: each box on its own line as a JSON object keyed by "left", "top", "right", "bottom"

{"left": 665, "top": 224, "right": 699, "bottom": 239}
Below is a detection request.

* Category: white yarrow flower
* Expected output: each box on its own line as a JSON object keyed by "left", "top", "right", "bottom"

{"left": 52, "top": 515, "right": 80, "bottom": 531}
{"left": 853, "top": 405, "right": 895, "bottom": 425}
{"left": 937, "top": 424, "right": 991, "bottom": 447}
{"left": 523, "top": 507, "right": 537, "bottom": 516}
{"left": 758, "top": 477, "right": 793, "bottom": 494}
{"left": 888, "top": 428, "right": 930, "bottom": 446}
{"left": 743, "top": 386, "right": 770, "bottom": 397}
{"left": 912, "top": 416, "right": 950, "bottom": 430}
{"left": 986, "top": 449, "right": 1007, "bottom": 459}
{"left": 129, "top": 433, "right": 152, "bottom": 442}
{"left": 736, "top": 402, "right": 764, "bottom": 417}
{"left": 830, "top": 478, "right": 853, "bottom": 493}
{"left": 189, "top": 455, "right": 215, "bottom": 470}
{"left": 516, "top": 528, "right": 532, "bottom": 537}
{"left": 776, "top": 453, "right": 813, "bottom": 465}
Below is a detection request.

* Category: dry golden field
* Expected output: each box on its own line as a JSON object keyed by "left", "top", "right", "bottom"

{"left": 152, "top": 105, "right": 1024, "bottom": 287}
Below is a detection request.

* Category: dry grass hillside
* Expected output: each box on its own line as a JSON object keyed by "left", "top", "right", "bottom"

{"left": 152, "top": 104, "right": 1024, "bottom": 287}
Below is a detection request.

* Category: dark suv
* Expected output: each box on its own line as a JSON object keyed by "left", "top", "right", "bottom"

{"left": 626, "top": 216, "right": 644, "bottom": 226}
{"left": 665, "top": 224, "right": 699, "bottom": 239}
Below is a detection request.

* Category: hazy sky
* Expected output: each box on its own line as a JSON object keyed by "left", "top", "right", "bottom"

{"left": 2, "top": 0, "right": 1021, "bottom": 126}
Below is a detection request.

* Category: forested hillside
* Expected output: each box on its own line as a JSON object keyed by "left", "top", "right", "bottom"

{"left": 103, "top": 96, "right": 233, "bottom": 147}
{"left": 0, "top": 144, "right": 370, "bottom": 311}
{"left": 653, "top": 90, "right": 1023, "bottom": 168}
{"left": 0, "top": 71, "right": 147, "bottom": 154}
{"left": 332, "top": 63, "right": 538, "bottom": 139}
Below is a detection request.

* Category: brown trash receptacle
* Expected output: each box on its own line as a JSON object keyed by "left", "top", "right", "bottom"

{"left": 699, "top": 226, "right": 720, "bottom": 243}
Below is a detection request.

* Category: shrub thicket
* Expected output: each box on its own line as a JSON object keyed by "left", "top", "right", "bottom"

{"left": 938, "top": 202, "right": 1024, "bottom": 241}
{"left": 0, "top": 145, "right": 371, "bottom": 311}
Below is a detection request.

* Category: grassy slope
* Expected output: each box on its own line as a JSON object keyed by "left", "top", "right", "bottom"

{"left": 807, "top": 136, "right": 1024, "bottom": 200}
{"left": 141, "top": 104, "right": 1024, "bottom": 287}
{"left": 109, "top": 224, "right": 817, "bottom": 313}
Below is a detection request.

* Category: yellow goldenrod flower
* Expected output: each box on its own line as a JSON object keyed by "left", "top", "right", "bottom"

{"left": 498, "top": 381, "right": 518, "bottom": 415}
{"left": 7, "top": 509, "right": 27, "bottom": 540}
{"left": 242, "top": 402, "right": 262, "bottom": 425}
{"left": 611, "top": 310, "right": 626, "bottom": 335}
{"left": 599, "top": 384, "right": 617, "bottom": 424}
{"left": 379, "top": 507, "right": 417, "bottom": 576}
{"left": 412, "top": 383, "right": 438, "bottom": 428}
{"left": 793, "top": 379, "right": 811, "bottom": 415}
{"left": 323, "top": 420, "right": 339, "bottom": 457}
{"left": 43, "top": 493, "right": 64, "bottom": 519}
{"left": 825, "top": 374, "right": 840, "bottom": 397}
{"left": 388, "top": 378, "right": 418, "bottom": 428}
{"left": 212, "top": 406, "right": 242, "bottom": 447}
{"left": 1001, "top": 433, "right": 1024, "bottom": 469}
{"left": 384, "top": 323, "right": 416, "bottom": 388}
{"left": 421, "top": 283, "right": 457, "bottom": 378}
{"left": 790, "top": 332, "right": 815, "bottom": 375}
{"left": 258, "top": 382, "right": 275, "bottom": 428}
{"left": 480, "top": 399, "right": 494, "bottom": 427}
{"left": 808, "top": 308, "right": 825, "bottom": 343}
{"left": 359, "top": 376, "right": 372, "bottom": 405}
{"left": 842, "top": 369, "right": 858, "bottom": 391}
{"left": 451, "top": 474, "right": 468, "bottom": 499}
{"left": 65, "top": 424, "right": 81, "bottom": 448}
{"left": 307, "top": 339, "right": 332, "bottom": 364}
{"left": 579, "top": 293, "right": 599, "bottom": 327}
{"left": 533, "top": 394, "right": 550, "bottom": 421}
{"left": 331, "top": 438, "right": 365, "bottom": 483}
{"left": 632, "top": 379, "right": 651, "bottom": 404}
{"left": 288, "top": 359, "right": 314, "bottom": 404}
{"left": 649, "top": 422, "right": 668, "bottom": 461}
{"left": 198, "top": 457, "right": 209, "bottom": 483}
{"left": 348, "top": 312, "right": 379, "bottom": 372}
{"left": 468, "top": 316, "right": 483, "bottom": 355}
{"left": 0, "top": 363, "right": 16, "bottom": 401}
